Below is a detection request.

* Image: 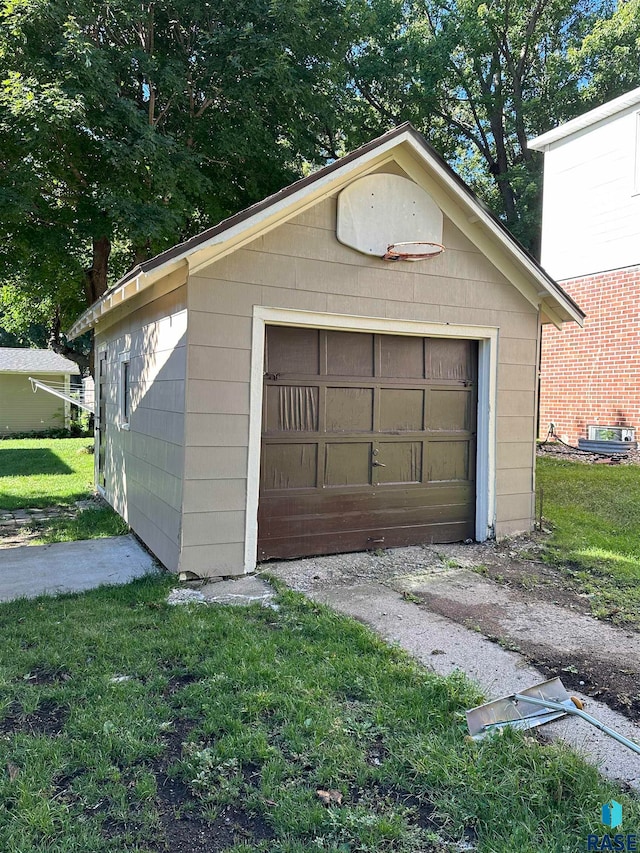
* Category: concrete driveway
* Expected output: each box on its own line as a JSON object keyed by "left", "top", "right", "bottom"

{"left": 0, "top": 534, "right": 159, "bottom": 602}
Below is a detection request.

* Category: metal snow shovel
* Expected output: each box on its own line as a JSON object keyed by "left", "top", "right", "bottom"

{"left": 466, "top": 677, "right": 640, "bottom": 755}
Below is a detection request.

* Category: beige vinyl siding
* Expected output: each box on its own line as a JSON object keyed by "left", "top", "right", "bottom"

{"left": 184, "top": 186, "right": 539, "bottom": 576}
{"left": 0, "top": 373, "right": 70, "bottom": 435}
{"left": 95, "top": 284, "right": 187, "bottom": 571}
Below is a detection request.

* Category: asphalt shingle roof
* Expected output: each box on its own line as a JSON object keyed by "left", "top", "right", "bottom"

{"left": 0, "top": 347, "right": 80, "bottom": 374}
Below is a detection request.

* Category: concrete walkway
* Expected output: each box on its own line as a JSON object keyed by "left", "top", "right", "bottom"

{"left": 0, "top": 534, "right": 158, "bottom": 601}
{"left": 267, "top": 556, "right": 640, "bottom": 791}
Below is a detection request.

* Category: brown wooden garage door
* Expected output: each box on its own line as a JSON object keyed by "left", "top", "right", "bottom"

{"left": 257, "top": 326, "right": 477, "bottom": 560}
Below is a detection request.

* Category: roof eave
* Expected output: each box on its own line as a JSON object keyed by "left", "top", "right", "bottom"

{"left": 529, "top": 86, "right": 640, "bottom": 150}
{"left": 68, "top": 125, "right": 420, "bottom": 339}
{"left": 0, "top": 367, "right": 80, "bottom": 375}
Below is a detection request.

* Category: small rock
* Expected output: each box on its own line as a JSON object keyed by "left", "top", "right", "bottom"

{"left": 317, "top": 789, "right": 342, "bottom": 806}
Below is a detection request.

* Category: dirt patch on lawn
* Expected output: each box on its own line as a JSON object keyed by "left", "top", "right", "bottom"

{"left": 0, "top": 700, "right": 68, "bottom": 735}
{"left": 416, "top": 587, "right": 640, "bottom": 723}
{"left": 149, "top": 694, "right": 275, "bottom": 853}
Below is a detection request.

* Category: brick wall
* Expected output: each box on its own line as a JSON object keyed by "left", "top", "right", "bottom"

{"left": 539, "top": 264, "right": 640, "bottom": 445}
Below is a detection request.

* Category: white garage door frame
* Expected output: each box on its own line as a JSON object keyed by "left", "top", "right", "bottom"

{"left": 244, "top": 306, "right": 498, "bottom": 573}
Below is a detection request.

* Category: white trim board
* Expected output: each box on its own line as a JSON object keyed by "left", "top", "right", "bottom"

{"left": 243, "top": 306, "right": 498, "bottom": 573}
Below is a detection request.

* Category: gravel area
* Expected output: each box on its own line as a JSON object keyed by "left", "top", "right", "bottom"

{"left": 537, "top": 441, "right": 640, "bottom": 465}
{"left": 261, "top": 540, "right": 515, "bottom": 591}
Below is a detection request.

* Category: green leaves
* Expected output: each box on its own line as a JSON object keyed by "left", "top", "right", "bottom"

{"left": 573, "top": 0, "right": 640, "bottom": 103}
{"left": 0, "top": 0, "right": 358, "bottom": 344}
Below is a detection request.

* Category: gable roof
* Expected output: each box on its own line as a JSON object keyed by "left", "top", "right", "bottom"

{"left": 529, "top": 87, "right": 640, "bottom": 150}
{"left": 0, "top": 347, "right": 80, "bottom": 374}
{"left": 69, "top": 123, "right": 584, "bottom": 339}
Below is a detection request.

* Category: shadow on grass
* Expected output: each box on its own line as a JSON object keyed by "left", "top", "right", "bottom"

{"left": 0, "top": 448, "right": 73, "bottom": 477}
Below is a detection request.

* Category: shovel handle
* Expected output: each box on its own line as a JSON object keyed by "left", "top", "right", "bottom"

{"left": 513, "top": 694, "right": 640, "bottom": 756}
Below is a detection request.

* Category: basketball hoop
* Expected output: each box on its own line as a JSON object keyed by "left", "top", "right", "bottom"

{"left": 382, "top": 241, "right": 445, "bottom": 261}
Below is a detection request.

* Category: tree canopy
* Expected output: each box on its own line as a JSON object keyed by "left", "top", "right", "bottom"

{"left": 0, "top": 0, "right": 358, "bottom": 351}
{"left": 1, "top": 0, "right": 639, "bottom": 356}
{"left": 574, "top": 0, "right": 640, "bottom": 102}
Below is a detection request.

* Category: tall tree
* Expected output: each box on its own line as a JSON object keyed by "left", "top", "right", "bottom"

{"left": 0, "top": 0, "right": 357, "bottom": 349}
{"left": 344, "top": 0, "right": 606, "bottom": 252}
{"left": 573, "top": 0, "right": 640, "bottom": 102}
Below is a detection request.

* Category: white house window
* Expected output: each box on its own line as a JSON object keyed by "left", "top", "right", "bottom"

{"left": 119, "top": 351, "right": 131, "bottom": 429}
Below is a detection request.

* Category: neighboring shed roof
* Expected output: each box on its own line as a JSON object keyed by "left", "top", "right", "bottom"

{"left": 529, "top": 87, "right": 640, "bottom": 150}
{"left": 0, "top": 347, "right": 80, "bottom": 374}
{"left": 69, "top": 123, "right": 584, "bottom": 338}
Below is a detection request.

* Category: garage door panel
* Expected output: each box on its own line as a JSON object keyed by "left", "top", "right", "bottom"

{"left": 325, "top": 442, "right": 372, "bottom": 486}
{"left": 264, "top": 385, "right": 319, "bottom": 432}
{"left": 259, "top": 520, "right": 476, "bottom": 560}
{"left": 427, "top": 389, "right": 472, "bottom": 431}
{"left": 326, "top": 331, "right": 374, "bottom": 376}
{"left": 427, "top": 339, "right": 475, "bottom": 381}
{"left": 427, "top": 441, "right": 471, "bottom": 482}
{"left": 266, "top": 326, "right": 320, "bottom": 376}
{"left": 262, "top": 443, "right": 318, "bottom": 490}
{"left": 376, "top": 441, "right": 422, "bottom": 483}
{"left": 258, "top": 493, "right": 474, "bottom": 540}
{"left": 379, "top": 389, "right": 424, "bottom": 431}
{"left": 380, "top": 335, "right": 424, "bottom": 378}
{"left": 260, "top": 485, "right": 474, "bottom": 526}
{"left": 326, "top": 387, "right": 373, "bottom": 431}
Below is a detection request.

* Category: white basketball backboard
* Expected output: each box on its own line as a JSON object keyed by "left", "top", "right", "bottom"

{"left": 336, "top": 173, "right": 443, "bottom": 257}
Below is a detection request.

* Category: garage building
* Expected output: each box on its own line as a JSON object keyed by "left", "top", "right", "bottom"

{"left": 68, "top": 124, "right": 583, "bottom": 578}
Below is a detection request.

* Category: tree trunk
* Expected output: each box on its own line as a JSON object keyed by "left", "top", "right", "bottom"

{"left": 48, "top": 303, "right": 90, "bottom": 373}
{"left": 84, "top": 235, "right": 111, "bottom": 306}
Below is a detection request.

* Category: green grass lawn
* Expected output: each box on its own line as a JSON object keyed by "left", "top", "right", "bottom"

{"left": 0, "top": 438, "right": 126, "bottom": 539}
{"left": 28, "top": 507, "right": 130, "bottom": 544}
{"left": 0, "top": 438, "right": 95, "bottom": 509}
{"left": 0, "top": 576, "right": 634, "bottom": 853}
{"left": 537, "top": 455, "right": 640, "bottom": 624}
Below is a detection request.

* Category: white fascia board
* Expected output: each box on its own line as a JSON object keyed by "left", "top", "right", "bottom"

{"left": 68, "top": 259, "right": 186, "bottom": 339}
{"left": 400, "top": 136, "right": 583, "bottom": 326}
{"left": 529, "top": 87, "right": 640, "bottom": 150}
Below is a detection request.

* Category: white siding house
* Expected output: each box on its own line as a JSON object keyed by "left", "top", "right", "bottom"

{"left": 0, "top": 348, "right": 80, "bottom": 435}
{"left": 530, "top": 87, "right": 640, "bottom": 280}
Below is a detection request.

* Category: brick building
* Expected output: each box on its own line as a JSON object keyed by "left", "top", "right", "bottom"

{"left": 529, "top": 88, "right": 640, "bottom": 446}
